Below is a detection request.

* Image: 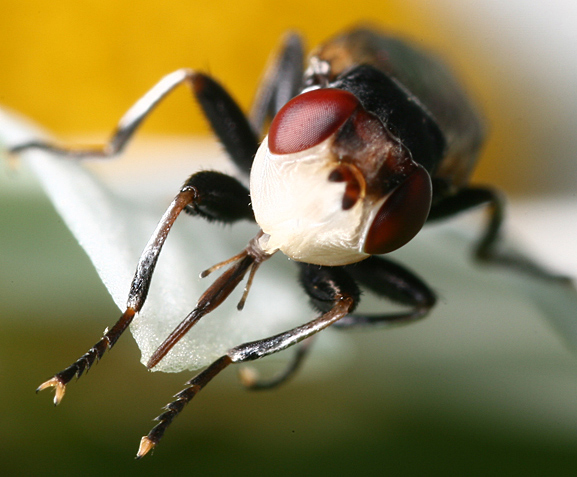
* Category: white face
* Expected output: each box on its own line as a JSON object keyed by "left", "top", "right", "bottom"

{"left": 250, "top": 136, "right": 374, "bottom": 266}
{"left": 249, "top": 87, "right": 433, "bottom": 267}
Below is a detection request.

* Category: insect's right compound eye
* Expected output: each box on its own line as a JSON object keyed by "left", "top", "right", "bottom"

{"left": 364, "top": 165, "right": 432, "bottom": 255}
{"left": 268, "top": 88, "right": 360, "bottom": 155}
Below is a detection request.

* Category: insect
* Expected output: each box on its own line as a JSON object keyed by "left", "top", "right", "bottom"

{"left": 8, "top": 26, "right": 569, "bottom": 457}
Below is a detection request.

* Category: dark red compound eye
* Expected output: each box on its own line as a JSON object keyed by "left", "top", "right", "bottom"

{"left": 364, "top": 166, "right": 432, "bottom": 255}
{"left": 268, "top": 88, "right": 360, "bottom": 155}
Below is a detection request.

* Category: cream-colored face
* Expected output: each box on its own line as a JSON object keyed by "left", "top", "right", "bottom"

{"left": 250, "top": 136, "right": 377, "bottom": 266}
{"left": 249, "top": 87, "right": 433, "bottom": 266}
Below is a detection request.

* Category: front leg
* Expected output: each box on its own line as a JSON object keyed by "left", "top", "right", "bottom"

{"left": 10, "top": 70, "right": 259, "bottom": 174}
{"left": 137, "top": 264, "right": 360, "bottom": 457}
{"left": 334, "top": 255, "right": 436, "bottom": 329}
{"left": 240, "top": 263, "right": 363, "bottom": 390}
{"left": 240, "top": 256, "right": 434, "bottom": 387}
{"left": 239, "top": 336, "right": 315, "bottom": 391}
{"left": 37, "top": 171, "right": 252, "bottom": 405}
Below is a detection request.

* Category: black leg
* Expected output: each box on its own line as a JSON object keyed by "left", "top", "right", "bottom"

{"left": 333, "top": 255, "right": 436, "bottom": 329}
{"left": 182, "top": 170, "right": 254, "bottom": 222}
{"left": 238, "top": 263, "right": 363, "bottom": 390}
{"left": 10, "top": 69, "right": 259, "bottom": 175}
{"left": 239, "top": 336, "right": 315, "bottom": 391}
{"left": 428, "top": 186, "right": 571, "bottom": 283}
{"left": 428, "top": 186, "right": 503, "bottom": 258}
{"left": 249, "top": 32, "right": 304, "bottom": 136}
{"left": 136, "top": 265, "right": 359, "bottom": 458}
{"left": 37, "top": 171, "right": 253, "bottom": 404}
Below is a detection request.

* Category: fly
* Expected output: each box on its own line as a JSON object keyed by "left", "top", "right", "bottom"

{"left": 8, "top": 27, "right": 571, "bottom": 457}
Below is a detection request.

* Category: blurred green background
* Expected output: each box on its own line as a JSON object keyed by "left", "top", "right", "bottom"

{"left": 2, "top": 1, "right": 577, "bottom": 475}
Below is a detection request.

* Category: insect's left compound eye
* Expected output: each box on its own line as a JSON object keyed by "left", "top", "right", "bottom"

{"left": 268, "top": 88, "right": 360, "bottom": 154}
{"left": 364, "top": 165, "right": 432, "bottom": 255}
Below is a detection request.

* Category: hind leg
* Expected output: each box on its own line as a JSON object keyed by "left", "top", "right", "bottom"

{"left": 428, "top": 186, "right": 571, "bottom": 283}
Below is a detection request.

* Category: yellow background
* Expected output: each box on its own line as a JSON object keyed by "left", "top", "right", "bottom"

{"left": 0, "top": 0, "right": 548, "bottom": 194}
{"left": 2, "top": 2, "right": 577, "bottom": 475}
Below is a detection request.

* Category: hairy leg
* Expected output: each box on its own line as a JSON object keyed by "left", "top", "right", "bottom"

{"left": 137, "top": 264, "right": 360, "bottom": 457}
{"left": 37, "top": 170, "right": 253, "bottom": 404}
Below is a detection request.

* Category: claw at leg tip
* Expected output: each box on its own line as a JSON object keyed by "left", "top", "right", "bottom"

{"left": 136, "top": 436, "right": 155, "bottom": 459}
{"left": 36, "top": 377, "right": 66, "bottom": 405}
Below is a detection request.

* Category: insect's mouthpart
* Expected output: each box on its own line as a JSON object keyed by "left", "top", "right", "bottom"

{"left": 146, "top": 232, "right": 274, "bottom": 370}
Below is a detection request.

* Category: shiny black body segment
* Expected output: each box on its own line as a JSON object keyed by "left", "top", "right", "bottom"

{"left": 331, "top": 65, "right": 445, "bottom": 175}
{"left": 8, "top": 27, "right": 570, "bottom": 457}
{"left": 309, "top": 28, "right": 485, "bottom": 191}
